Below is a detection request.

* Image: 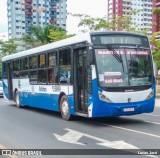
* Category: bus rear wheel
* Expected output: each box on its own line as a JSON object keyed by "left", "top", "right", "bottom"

{"left": 15, "top": 91, "right": 21, "bottom": 108}
{"left": 60, "top": 95, "right": 71, "bottom": 121}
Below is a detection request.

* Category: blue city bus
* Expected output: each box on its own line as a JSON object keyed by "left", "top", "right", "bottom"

{"left": 2, "top": 31, "right": 156, "bottom": 120}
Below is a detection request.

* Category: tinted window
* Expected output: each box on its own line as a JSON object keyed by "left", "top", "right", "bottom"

{"left": 13, "top": 60, "right": 20, "bottom": 78}
{"left": 21, "top": 58, "right": 29, "bottom": 70}
{"left": 30, "top": 71, "right": 37, "bottom": 84}
{"left": 13, "top": 60, "right": 20, "bottom": 71}
{"left": 3, "top": 63, "right": 8, "bottom": 79}
{"left": 38, "top": 70, "right": 47, "bottom": 84}
{"left": 38, "top": 54, "right": 46, "bottom": 68}
{"left": 20, "top": 71, "right": 29, "bottom": 78}
{"left": 48, "top": 68, "right": 58, "bottom": 84}
{"left": 30, "top": 56, "right": 37, "bottom": 69}
{"left": 59, "top": 49, "right": 71, "bottom": 65}
{"left": 48, "top": 51, "right": 57, "bottom": 67}
{"left": 59, "top": 48, "right": 71, "bottom": 84}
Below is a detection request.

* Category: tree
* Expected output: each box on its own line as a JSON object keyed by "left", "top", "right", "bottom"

{"left": 1, "top": 39, "right": 17, "bottom": 56}
{"left": 153, "top": 7, "right": 160, "bottom": 14}
{"left": 22, "top": 25, "right": 54, "bottom": 47}
{"left": 150, "top": 32, "right": 160, "bottom": 69}
{"left": 70, "top": 10, "right": 148, "bottom": 34}
{"left": 0, "top": 39, "right": 17, "bottom": 79}
{"left": 48, "top": 28, "right": 74, "bottom": 42}
{"left": 22, "top": 25, "right": 74, "bottom": 48}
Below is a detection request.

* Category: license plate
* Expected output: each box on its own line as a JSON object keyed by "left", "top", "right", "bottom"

{"left": 123, "top": 107, "right": 134, "bottom": 112}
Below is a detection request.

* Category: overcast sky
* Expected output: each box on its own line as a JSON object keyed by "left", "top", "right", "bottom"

{"left": 0, "top": 0, "right": 107, "bottom": 34}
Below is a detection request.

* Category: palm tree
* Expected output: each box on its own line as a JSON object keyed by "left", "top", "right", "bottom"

{"left": 22, "top": 25, "right": 71, "bottom": 48}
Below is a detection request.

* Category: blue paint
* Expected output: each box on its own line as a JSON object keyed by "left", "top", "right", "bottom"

{"left": 20, "top": 92, "right": 60, "bottom": 111}
{"left": 2, "top": 81, "right": 9, "bottom": 100}
{"left": 90, "top": 78, "right": 156, "bottom": 118}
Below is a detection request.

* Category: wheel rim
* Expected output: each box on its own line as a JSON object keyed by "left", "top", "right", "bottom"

{"left": 61, "top": 100, "right": 69, "bottom": 116}
{"left": 16, "top": 93, "right": 19, "bottom": 105}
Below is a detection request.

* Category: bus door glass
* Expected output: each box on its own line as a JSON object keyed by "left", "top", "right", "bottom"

{"left": 6, "top": 62, "right": 13, "bottom": 100}
{"left": 73, "top": 48, "right": 88, "bottom": 114}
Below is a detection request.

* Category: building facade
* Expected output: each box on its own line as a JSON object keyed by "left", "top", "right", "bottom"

{"left": 152, "top": 0, "right": 160, "bottom": 33}
{"left": 7, "top": 0, "right": 67, "bottom": 40}
{"left": 108, "top": 0, "right": 153, "bottom": 34}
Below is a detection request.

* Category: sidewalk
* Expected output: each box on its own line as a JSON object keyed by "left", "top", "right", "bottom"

{"left": 156, "top": 85, "right": 160, "bottom": 97}
{"left": 156, "top": 98, "right": 160, "bottom": 107}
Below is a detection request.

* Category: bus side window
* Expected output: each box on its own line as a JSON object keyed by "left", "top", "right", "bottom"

{"left": 29, "top": 56, "right": 37, "bottom": 69}
{"left": 38, "top": 54, "right": 46, "bottom": 68}
{"left": 13, "top": 60, "right": 20, "bottom": 78}
{"left": 3, "top": 62, "right": 8, "bottom": 79}
{"left": 59, "top": 48, "right": 71, "bottom": 84}
{"left": 48, "top": 51, "right": 58, "bottom": 84}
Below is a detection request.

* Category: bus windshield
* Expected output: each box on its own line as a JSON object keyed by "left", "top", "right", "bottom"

{"left": 92, "top": 35, "right": 153, "bottom": 88}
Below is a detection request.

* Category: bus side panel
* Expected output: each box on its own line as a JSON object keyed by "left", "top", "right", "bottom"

{"left": 65, "top": 94, "right": 75, "bottom": 115}
{"left": 12, "top": 78, "right": 76, "bottom": 113}
{"left": 2, "top": 79, "right": 10, "bottom": 100}
{"left": 20, "top": 92, "right": 60, "bottom": 111}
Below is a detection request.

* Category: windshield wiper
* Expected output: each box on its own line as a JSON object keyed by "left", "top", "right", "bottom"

{"left": 104, "top": 44, "right": 125, "bottom": 73}
{"left": 104, "top": 44, "right": 123, "bottom": 63}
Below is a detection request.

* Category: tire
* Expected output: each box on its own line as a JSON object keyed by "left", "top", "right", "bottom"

{"left": 60, "top": 95, "right": 72, "bottom": 120}
{"left": 15, "top": 91, "right": 21, "bottom": 108}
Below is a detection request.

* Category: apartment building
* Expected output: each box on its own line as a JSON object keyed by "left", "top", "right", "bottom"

{"left": 7, "top": 0, "right": 67, "bottom": 40}
{"left": 108, "top": 0, "right": 153, "bottom": 34}
{"left": 152, "top": 0, "right": 160, "bottom": 34}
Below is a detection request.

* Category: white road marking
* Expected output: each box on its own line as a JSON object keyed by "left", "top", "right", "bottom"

{"left": 144, "top": 120, "right": 160, "bottom": 125}
{"left": 53, "top": 128, "right": 158, "bottom": 158}
{"left": 96, "top": 123, "right": 160, "bottom": 139}
{"left": 54, "top": 129, "right": 85, "bottom": 145}
{"left": 54, "top": 128, "right": 139, "bottom": 149}
{"left": 145, "top": 113, "right": 160, "bottom": 117}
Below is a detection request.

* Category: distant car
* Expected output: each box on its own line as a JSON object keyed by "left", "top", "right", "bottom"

{"left": 0, "top": 81, "right": 3, "bottom": 97}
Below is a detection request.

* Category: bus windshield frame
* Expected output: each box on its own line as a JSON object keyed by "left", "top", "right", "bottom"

{"left": 91, "top": 34, "right": 154, "bottom": 91}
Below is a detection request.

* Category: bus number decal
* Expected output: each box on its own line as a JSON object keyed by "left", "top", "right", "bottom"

{"left": 52, "top": 85, "right": 61, "bottom": 92}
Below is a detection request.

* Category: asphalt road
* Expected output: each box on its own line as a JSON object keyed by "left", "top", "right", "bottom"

{"left": 0, "top": 98, "right": 160, "bottom": 158}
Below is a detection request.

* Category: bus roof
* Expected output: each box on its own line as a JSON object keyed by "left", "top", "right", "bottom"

{"left": 2, "top": 31, "right": 147, "bottom": 62}
{"left": 2, "top": 32, "right": 91, "bottom": 62}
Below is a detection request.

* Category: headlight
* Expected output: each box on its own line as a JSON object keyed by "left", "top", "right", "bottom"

{"left": 98, "top": 91, "right": 112, "bottom": 103}
{"left": 145, "top": 89, "right": 154, "bottom": 100}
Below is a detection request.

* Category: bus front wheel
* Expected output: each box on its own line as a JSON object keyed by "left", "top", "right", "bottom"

{"left": 15, "top": 91, "right": 21, "bottom": 108}
{"left": 60, "top": 95, "right": 71, "bottom": 121}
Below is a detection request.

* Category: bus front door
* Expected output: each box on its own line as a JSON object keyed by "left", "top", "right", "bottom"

{"left": 7, "top": 62, "right": 13, "bottom": 100}
{"left": 73, "top": 48, "right": 88, "bottom": 114}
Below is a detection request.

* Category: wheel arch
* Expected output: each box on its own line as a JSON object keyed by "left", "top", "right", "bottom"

{"left": 58, "top": 92, "right": 66, "bottom": 111}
